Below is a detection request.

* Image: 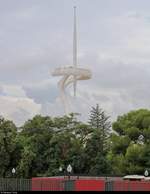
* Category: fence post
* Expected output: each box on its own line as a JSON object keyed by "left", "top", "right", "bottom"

{"left": 105, "top": 180, "right": 113, "bottom": 191}
{"left": 64, "top": 180, "right": 75, "bottom": 191}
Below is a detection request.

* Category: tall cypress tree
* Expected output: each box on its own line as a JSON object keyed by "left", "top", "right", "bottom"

{"left": 88, "top": 104, "right": 111, "bottom": 152}
{"left": 83, "top": 105, "right": 112, "bottom": 175}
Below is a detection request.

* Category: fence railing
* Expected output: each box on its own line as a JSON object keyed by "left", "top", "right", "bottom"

{"left": 0, "top": 178, "right": 31, "bottom": 191}
{"left": 0, "top": 177, "right": 150, "bottom": 191}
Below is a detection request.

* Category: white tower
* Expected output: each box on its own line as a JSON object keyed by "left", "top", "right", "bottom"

{"left": 52, "top": 7, "right": 92, "bottom": 115}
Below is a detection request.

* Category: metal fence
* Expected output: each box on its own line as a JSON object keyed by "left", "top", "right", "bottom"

{"left": 105, "top": 180, "right": 150, "bottom": 191}
{"left": 1, "top": 178, "right": 150, "bottom": 191}
{"left": 0, "top": 178, "right": 31, "bottom": 191}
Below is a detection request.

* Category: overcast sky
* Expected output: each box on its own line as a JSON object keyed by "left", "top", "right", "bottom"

{"left": 0, "top": 0, "right": 150, "bottom": 126}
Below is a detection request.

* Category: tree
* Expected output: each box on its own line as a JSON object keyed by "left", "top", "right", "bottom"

{"left": 45, "top": 130, "right": 83, "bottom": 176}
{"left": 109, "top": 109, "right": 150, "bottom": 175}
{"left": 82, "top": 105, "right": 112, "bottom": 175}
{"left": 17, "top": 114, "right": 86, "bottom": 177}
{"left": 111, "top": 134, "right": 131, "bottom": 155}
{"left": 0, "top": 117, "right": 18, "bottom": 177}
{"left": 88, "top": 104, "right": 111, "bottom": 153}
{"left": 17, "top": 115, "right": 55, "bottom": 178}
{"left": 21, "top": 115, "right": 54, "bottom": 135}
{"left": 84, "top": 128, "right": 112, "bottom": 175}
{"left": 17, "top": 145, "right": 36, "bottom": 178}
{"left": 125, "top": 144, "right": 145, "bottom": 174}
{"left": 89, "top": 104, "right": 111, "bottom": 130}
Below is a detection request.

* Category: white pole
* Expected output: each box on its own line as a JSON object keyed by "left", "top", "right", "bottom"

{"left": 73, "top": 6, "right": 77, "bottom": 97}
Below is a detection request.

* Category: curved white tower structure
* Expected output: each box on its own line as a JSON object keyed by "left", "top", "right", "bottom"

{"left": 52, "top": 7, "right": 92, "bottom": 114}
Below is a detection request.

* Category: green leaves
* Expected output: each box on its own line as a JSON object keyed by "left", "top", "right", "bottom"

{"left": 2, "top": 107, "right": 150, "bottom": 178}
{"left": 0, "top": 117, "right": 18, "bottom": 177}
{"left": 126, "top": 144, "right": 144, "bottom": 160}
{"left": 111, "top": 134, "right": 131, "bottom": 155}
{"left": 18, "top": 146, "right": 36, "bottom": 178}
{"left": 84, "top": 105, "right": 112, "bottom": 175}
{"left": 109, "top": 109, "right": 150, "bottom": 175}
{"left": 125, "top": 127, "right": 141, "bottom": 141}
{"left": 89, "top": 104, "right": 111, "bottom": 131}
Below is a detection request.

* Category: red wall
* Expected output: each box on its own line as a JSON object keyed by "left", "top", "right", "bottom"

{"left": 75, "top": 180, "right": 105, "bottom": 191}
{"left": 32, "top": 177, "right": 150, "bottom": 191}
{"left": 32, "top": 178, "right": 64, "bottom": 191}
{"left": 114, "top": 180, "right": 150, "bottom": 191}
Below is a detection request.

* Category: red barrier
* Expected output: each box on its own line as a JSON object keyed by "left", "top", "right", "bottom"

{"left": 32, "top": 177, "right": 64, "bottom": 191}
{"left": 113, "top": 181, "right": 130, "bottom": 191}
{"left": 75, "top": 179, "right": 105, "bottom": 191}
{"left": 32, "top": 177, "right": 150, "bottom": 191}
{"left": 113, "top": 180, "right": 150, "bottom": 191}
{"left": 130, "top": 181, "right": 150, "bottom": 191}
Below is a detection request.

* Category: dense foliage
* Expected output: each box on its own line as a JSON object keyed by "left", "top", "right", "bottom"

{"left": 109, "top": 109, "right": 150, "bottom": 175}
{"left": 1, "top": 107, "right": 150, "bottom": 178}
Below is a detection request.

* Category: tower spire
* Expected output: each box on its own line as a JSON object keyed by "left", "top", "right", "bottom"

{"left": 73, "top": 6, "right": 77, "bottom": 67}
{"left": 52, "top": 6, "right": 92, "bottom": 115}
{"left": 73, "top": 6, "right": 77, "bottom": 97}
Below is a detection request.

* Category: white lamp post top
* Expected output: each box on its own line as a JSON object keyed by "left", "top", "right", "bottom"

{"left": 59, "top": 166, "right": 63, "bottom": 172}
{"left": 138, "top": 135, "right": 144, "bottom": 141}
{"left": 67, "top": 164, "right": 72, "bottom": 173}
{"left": 12, "top": 168, "right": 16, "bottom": 174}
{"left": 144, "top": 170, "right": 149, "bottom": 177}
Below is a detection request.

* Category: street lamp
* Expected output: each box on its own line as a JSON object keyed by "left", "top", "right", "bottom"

{"left": 12, "top": 168, "right": 16, "bottom": 178}
{"left": 59, "top": 166, "right": 63, "bottom": 172}
{"left": 59, "top": 166, "right": 63, "bottom": 176}
{"left": 138, "top": 135, "right": 144, "bottom": 145}
{"left": 139, "top": 135, "right": 144, "bottom": 141}
{"left": 144, "top": 169, "right": 149, "bottom": 177}
{"left": 67, "top": 164, "right": 72, "bottom": 180}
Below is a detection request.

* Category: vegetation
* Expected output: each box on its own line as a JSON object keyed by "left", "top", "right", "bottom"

{"left": 109, "top": 109, "right": 150, "bottom": 175}
{"left": 1, "top": 106, "right": 150, "bottom": 178}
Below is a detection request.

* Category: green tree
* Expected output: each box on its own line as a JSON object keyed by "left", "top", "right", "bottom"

{"left": 88, "top": 104, "right": 111, "bottom": 153}
{"left": 21, "top": 115, "right": 54, "bottom": 135}
{"left": 89, "top": 104, "right": 111, "bottom": 130}
{"left": 0, "top": 117, "right": 18, "bottom": 177}
{"left": 17, "top": 115, "right": 55, "bottom": 178}
{"left": 17, "top": 145, "right": 36, "bottom": 178}
{"left": 83, "top": 105, "right": 112, "bottom": 175}
{"left": 125, "top": 144, "right": 145, "bottom": 174}
{"left": 45, "top": 130, "right": 85, "bottom": 176}
{"left": 109, "top": 109, "right": 150, "bottom": 175}
{"left": 84, "top": 128, "right": 112, "bottom": 175}
{"left": 17, "top": 114, "right": 86, "bottom": 177}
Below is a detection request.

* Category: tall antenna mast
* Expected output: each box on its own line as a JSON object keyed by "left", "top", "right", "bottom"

{"left": 52, "top": 6, "right": 92, "bottom": 115}
{"left": 73, "top": 6, "right": 77, "bottom": 97}
{"left": 73, "top": 6, "right": 77, "bottom": 67}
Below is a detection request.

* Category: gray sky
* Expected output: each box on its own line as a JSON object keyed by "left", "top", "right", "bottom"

{"left": 0, "top": 0, "right": 150, "bottom": 126}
